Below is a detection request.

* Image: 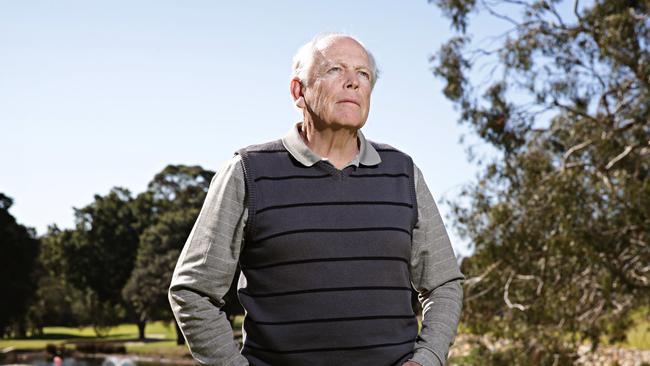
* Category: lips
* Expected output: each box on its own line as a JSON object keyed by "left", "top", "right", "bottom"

{"left": 337, "top": 99, "right": 360, "bottom": 106}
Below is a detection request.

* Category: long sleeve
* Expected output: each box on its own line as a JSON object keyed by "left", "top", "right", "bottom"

{"left": 168, "top": 155, "right": 250, "bottom": 366}
{"left": 406, "top": 164, "right": 465, "bottom": 366}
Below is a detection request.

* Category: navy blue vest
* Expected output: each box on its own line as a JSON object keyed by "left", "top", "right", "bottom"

{"left": 236, "top": 139, "right": 419, "bottom": 366}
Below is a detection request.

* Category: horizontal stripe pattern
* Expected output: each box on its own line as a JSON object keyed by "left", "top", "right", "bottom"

{"left": 239, "top": 286, "right": 412, "bottom": 298}
{"left": 254, "top": 172, "right": 410, "bottom": 182}
{"left": 254, "top": 173, "right": 330, "bottom": 182}
{"left": 247, "top": 149, "right": 288, "bottom": 153}
{"left": 252, "top": 205, "right": 414, "bottom": 243}
{"left": 241, "top": 313, "right": 418, "bottom": 358}
{"left": 348, "top": 173, "right": 409, "bottom": 178}
{"left": 237, "top": 287, "right": 415, "bottom": 323}
{"left": 254, "top": 180, "right": 413, "bottom": 210}
{"left": 244, "top": 148, "right": 410, "bottom": 179}
{"left": 256, "top": 200, "right": 412, "bottom": 214}
{"left": 237, "top": 140, "right": 418, "bottom": 366}
{"left": 240, "top": 259, "right": 410, "bottom": 295}
{"left": 245, "top": 314, "right": 415, "bottom": 325}
{"left": 254, "top": 226, "right": 412, "bottom": 244}
{"left": 240, "top": 255, "right": 408, "bottom": 270}
{"left": 239, "top": 230, "right": 412, "bottom": 268}
{"left": 242, "top": 342, "right": 414, "bottom": 366}
{"left": 244, "top": 337, "right": 416, "bottom": 354}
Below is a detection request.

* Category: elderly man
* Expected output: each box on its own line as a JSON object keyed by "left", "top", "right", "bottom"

{"left": 169, "top": 33, "right": 464, "bottom": 366}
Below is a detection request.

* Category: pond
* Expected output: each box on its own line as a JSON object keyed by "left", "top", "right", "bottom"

{"left": 4, "top": 354, "right": 193, "bottom": 366}
{"left": 30, "top": 356, "right": 129, "bottom": 366}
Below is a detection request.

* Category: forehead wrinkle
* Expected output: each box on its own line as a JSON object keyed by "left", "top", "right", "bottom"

{"left": 322, "top": 57, "right": 371, "bottom": 71}
{"left": 308, "top": 37, "right": 372, "bottom": 83}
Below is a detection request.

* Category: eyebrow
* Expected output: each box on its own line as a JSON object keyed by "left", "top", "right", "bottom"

{"left": 327, "top": 61, "right": 370, "bottom": 71}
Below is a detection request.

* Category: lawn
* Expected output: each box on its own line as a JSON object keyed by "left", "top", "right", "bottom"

{"left": 612, "top": 306, "right": 650, "bottom": 349}
{"left": 1, "top": 311, "right": 647, "bottom": 357}
{"left": 0, "top": 320, "right": 187, "bottom": 355}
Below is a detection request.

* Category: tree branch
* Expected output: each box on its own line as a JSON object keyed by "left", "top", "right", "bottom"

{"left": 562, "top": 139, "right": 593, "bottom": 161}
{"left": 504, "top": 272, "right": 529, "bottom": 311}
{"left": 548, "top": 3, "right": 566, "bottom": 28}
{"left": 604, "top": 143, "right": 641, "bottom": 170}
{"left": 573, "top": 0, "right": 583, "bottom": 21}
{"left": 552, "top": 99, "right": 600, "bottom": 124}
{"left": 515, "top": 274, "right": 544, "bottom": 296}
{"left": 480, "top": 0, "right": 520, "bottom": 27}
{"left": 465, "top": 260, "right": 501, "bottom": 289}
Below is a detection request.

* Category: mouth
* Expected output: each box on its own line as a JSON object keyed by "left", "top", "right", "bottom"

{"left": 337, "top": 99, "right": 360, "bottom": 106}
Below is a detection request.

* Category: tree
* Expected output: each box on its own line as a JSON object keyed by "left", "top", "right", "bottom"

{"left": 146, "top": 164, "right": 214, "bottom": 213}
{"left": 27, "top": 225, "right": 89, "bottom": 334}
{"left": 66, "top": 187, "right": 140, "bottom": 335}
{"left": 430, "top": 0, "right": 649, "bottom": 362}
{"left": 123, "top": 165, "right": 220, "bottom": 342}
{"left": 0, "top": 193, "right": 40, "bottom": 338}
{"left": 123, "top": 209, "right": 199, "bottom": 340}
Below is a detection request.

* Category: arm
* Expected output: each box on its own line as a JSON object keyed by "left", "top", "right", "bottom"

{"left": 405, "top": 164, "right": 465, "bottom": 366}
{"left": 168, "top": 155, "right": 249, "bottom": 366}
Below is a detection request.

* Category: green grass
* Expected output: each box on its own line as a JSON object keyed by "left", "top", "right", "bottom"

{"left": 624, "top": 321, "right": 650, "bottom": 349}
{"left": 0, "top": 339, "right": 57, "bottom": 350}
{"left": 233, "top": 316, "right": 244, "bottom": 330}
{"left": 2, "top": 310, "right": 647, "bottom": 356}
{"left": 0, "top": 321, "right": 181, "bottom": 352}
{"left": 619, "top": 307, "right": 650, "bottom": 349}
{"left": 126, "top": 341, "right": 189, "bottom": 357}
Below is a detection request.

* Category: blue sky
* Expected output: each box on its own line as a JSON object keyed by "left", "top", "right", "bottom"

{"left": 0, "top": 1, "right": 510, "bottom": 257}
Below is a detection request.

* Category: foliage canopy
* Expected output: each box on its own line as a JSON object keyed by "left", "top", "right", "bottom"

{"left": 430, "top": 0, "right": 649, "bottom": 362}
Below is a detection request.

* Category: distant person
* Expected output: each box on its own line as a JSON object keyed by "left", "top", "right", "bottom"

{"left": 169, "top": 32, "right": 464, "bottom": 366}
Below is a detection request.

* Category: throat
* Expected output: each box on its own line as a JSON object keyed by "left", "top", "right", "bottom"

{"left": 300, "top": 124, "right": 360, "bottom": 169}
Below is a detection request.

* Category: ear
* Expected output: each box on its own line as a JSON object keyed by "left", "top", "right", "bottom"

{"left": 290, "top": 77, "right": 306, "bottom": 109}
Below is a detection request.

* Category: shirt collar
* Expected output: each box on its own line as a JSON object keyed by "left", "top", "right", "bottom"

{"left": 281, "top": 122, "right": 381, "bottom": 168}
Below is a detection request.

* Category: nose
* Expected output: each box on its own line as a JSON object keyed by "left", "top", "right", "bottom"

{"left": 344, "top": 70, "right": 359, "bottom": 90}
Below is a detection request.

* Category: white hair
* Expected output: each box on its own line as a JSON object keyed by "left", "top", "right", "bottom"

{"left": 291, "top": 32, "right": 380, "bottom": 89}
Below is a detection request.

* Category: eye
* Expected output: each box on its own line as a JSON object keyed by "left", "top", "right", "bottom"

{"left": 358, "top": 70, "right": 371, "bottom": 80}
{"left": 328, "top": 66, "right": 342, "bottom": 73}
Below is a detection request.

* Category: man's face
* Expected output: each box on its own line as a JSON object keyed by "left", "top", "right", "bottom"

{"left": 301, "top": 37, "right": 373, "bottom": 130}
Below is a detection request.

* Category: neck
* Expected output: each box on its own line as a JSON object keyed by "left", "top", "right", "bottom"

{"left": 300, "top": 120, "right": 359, "bottom": 170}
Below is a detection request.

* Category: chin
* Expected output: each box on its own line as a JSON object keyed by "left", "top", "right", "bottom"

{"left": 329, "top": 119, "right": 365, "bottom": 130}
{"left": 329, "top": 114, "right": 367, "bottom": 129}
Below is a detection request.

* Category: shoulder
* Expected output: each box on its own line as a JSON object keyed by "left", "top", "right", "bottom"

{"left": 213, "top": 154, "right": 244, "bottom": 183}
{"left": 368, "top": 140, "right": 406, "bottom": 153}
{"left": 236, "top": 139, "right": 285, "bottom": 154}
{"left": 367, "top": 139, "right": 422, "bottom": 187}
{"left": 367, "top": 140, "right": 415, "bottom": 164}
{"left": 202, "top": 154, "right": 247, "bottom": 205}
{"left": 368, "top": 140, "right": 412, "bottom": 158}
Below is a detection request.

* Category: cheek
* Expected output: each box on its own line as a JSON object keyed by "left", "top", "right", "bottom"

{"left": 315, "top": 92, "right": 336, "bottom": 115}
{"left": 315, "top": 92, "right": 331, "bottom": 108}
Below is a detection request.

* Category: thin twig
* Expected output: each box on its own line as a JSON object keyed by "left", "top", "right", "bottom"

{"left": 504, "top": 272, "right": 529, "bottom": 311}
{"left": 605, "top": 144, "right": 640, "bottom": 170}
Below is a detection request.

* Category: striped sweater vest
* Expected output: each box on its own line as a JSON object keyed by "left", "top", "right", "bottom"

{"left": 235, "top": 139, "right": 419, "bottom": 366}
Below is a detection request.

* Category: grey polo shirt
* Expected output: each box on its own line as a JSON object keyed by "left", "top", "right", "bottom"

{"left": 169, "top": 123, "right": 464, "bottom": 366}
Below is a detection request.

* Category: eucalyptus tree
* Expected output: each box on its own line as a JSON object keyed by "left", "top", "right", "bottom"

{"left": 430, "top": 0, "right": 649, "bottom": 362}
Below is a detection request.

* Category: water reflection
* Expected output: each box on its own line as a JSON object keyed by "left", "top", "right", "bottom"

{"left": 31, "top": 356, "right": 105, "bottom": 366}
{"left": 25, "top": 356, "right": 175, "bottom": 366}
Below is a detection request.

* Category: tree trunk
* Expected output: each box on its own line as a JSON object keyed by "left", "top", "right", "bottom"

{"left": 15, "top": 321, "right": 27, "bottom": 339}
{"left": 175, "top": 321, "right": 185, "bottom": 345}
{"left": 137, "top": 320, "right": 146, "bottom": 340}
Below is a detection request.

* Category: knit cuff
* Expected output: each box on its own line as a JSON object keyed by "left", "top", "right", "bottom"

{"left": 407, "top": 347, "right": 444, "bottom": 366}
